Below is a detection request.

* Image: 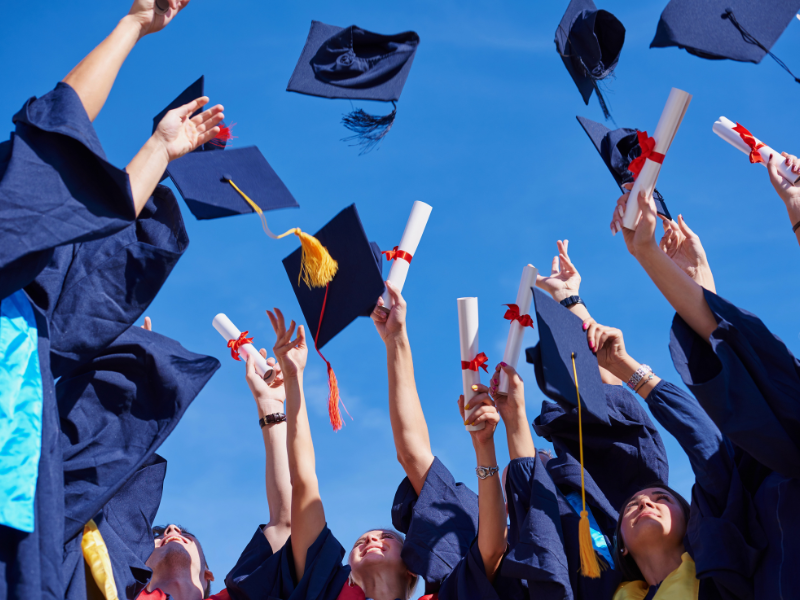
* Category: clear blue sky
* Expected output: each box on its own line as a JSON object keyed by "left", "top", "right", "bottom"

{"left": 3, "top": 0, "right": 800, "bottom": 592}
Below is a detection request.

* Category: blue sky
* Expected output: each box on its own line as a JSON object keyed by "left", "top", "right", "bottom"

{"left": 4, "top": 0, "right": 800, "bottom": 592}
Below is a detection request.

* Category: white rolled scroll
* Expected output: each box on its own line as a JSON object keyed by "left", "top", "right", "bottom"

{"left": 713, "top": 117, "right": 800, "bottom": 185}
{"left": 498, "top": 265, "right": 539, "bottom": 394}
{"left": 212, "top": 313, "right": 276, "bottom": 383}
{"left": 458, "top": 297, "right": 486, "bottom": 432}
{"left": 380, "top": 201, "right": 433, "bottom": 310}
{"left": 623, "top": 88, "right": 693, "bottom": 230}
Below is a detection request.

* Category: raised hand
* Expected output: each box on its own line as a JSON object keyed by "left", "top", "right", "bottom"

{"left": 127, "top": 0, "right": 190, "bottom": 39}
{"left": 767, "top": 152, "right": 800, "bottom": 207}
{"left": 153, "top": 97, "right": 224, "bottom": 162}
{"left": 459, "top": 385, "right": 499, "bottom": 445}
{"left": 489, "top": 363, "right": 525, "bottom": 421}
{"left": 659, "top": 215, "right": 715, "bottom": 292}
{"left": 141, "top": 316, "right": 152, "bottom": 331}
{"left": 371, "top": 280, "right": 406, "bottom": 342}
{"left": 535, "top": 240, "right": 581, "bottom": 302}
{"left": 584, "top": 321, "right": 629, "bottom": 374}
{"left": 267, "top": 308, "right": 307, "bottom": 380}
{"left": 610, "top": 186, "right": 661, "bottom": 258}
{"left": 246, "top": 350, "right": 286, "bottom": 406}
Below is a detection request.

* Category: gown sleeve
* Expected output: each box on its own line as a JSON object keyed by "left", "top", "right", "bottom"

{"left": 643, "top": 380, "right": 767, "bottom": 600}
{"left": 437, "top": 538, "right": 527, "bottom": 600}
{"left": 226, "top": 525, "right": 350, "bottom": 600}
{"left": 57, "top": 326, "right": 220, "bottom": 542}
{"left": 669, "top": 289, "right": 800, "bottom": 480}
{"left": 25, "top": 184, "right": 189, "bottom": 376}
{"left": 391, "top": 457, "right": 479, "bottom": 590}
{"left": 0, "top": 82, "right": 135, "bottom": 300}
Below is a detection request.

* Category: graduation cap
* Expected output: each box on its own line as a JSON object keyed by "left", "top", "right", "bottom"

{"left": 167, "top": 145, "right": 338, "bottom": 289}
{"left": 152, "top": 76, "right": 234, "bottom": 152}
{"left": 651, "top": 0, "right": 800, "bottom": 84}
{"left": 555, "top": 0, "right": 626, "bottom": 120}
{"left": 283, "top": 204, "right": 385, "bottom": 430}
{"left": 577, "top": 116, "right": 672, "bottom": 220}
{"left": 287, "top": 20, "right": 420, "bottom": 153}
{"left": 525, "top": 288, "right": 608, "bottom": 578}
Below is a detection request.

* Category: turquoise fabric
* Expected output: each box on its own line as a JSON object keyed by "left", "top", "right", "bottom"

{"left": 565, "top": 491, "right": 615, "bottom": 568}
{"left": 0, "top": 290, "right": 43, "bottom": 532}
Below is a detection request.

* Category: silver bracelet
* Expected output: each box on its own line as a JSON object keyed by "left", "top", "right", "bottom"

{"left": 475, "top": 466, "right": 499, "bottom": 479}
{"left": 627, "top": 364, "right": 652, "bottom": 390}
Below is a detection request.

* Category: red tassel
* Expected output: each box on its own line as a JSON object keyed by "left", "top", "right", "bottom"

{"left": 209, "top": 122, "right": 237, "bottom": 148}
{"left": 315, "top": 283, "right": 352, "bottom": 431}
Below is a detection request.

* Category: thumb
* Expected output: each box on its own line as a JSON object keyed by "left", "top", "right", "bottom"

{"left": 767, "top": 153, "right": 789, "bottom": 191}
{"left": 385, "top": 280, "right": 404, "bottom": 306}
{"left": 245, "top": 353, "right": 256, "bottom": 377}
{"left": 499, "top": 362, "right": 522, "bottom": 385}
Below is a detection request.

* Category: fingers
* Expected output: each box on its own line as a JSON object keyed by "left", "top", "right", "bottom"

{"left": 173, "top": 96, "right": 209, "bottom": 120}
{"left": 784, "top": 153, "right": 800, "bottom": 174}
{"left": 497, "top": 361, "right": 522, "bottom": 387}
{"left": 622, "top": 182, "right": 633, "bottom": 191}
{"left": 464, "top": 389, "right": 493, "bottom": 412}
{"left": 371, "top": 298, "right": 389, "bottom": 324}
{"left": 467, "top": 405, "right": 500, "bottom": 428}
{"left": 767, "top": 153, "right": 791, "bottom": 190}
{"left": 549, "top": 255, "right": 560, "bottom": 277}
{"left": 142, "top": 316, "right": 152, "bottom": 331}
{"left": 558, "top": 248, "right": 578, "bottom": 275}
{"left": 458, "top": 395, "right": 465, "bottom": 421}
{"left": 611, "top": 191, "right": 630, "bottom": 235}
{"left": 296, "top": 325, "right": 306, "bottom": 347}
{"left": 266, "top": 310, "right": 279, "bottom": 336}
{"left": 191, "top": 104, "right": 224, "bottom": 129}
{"left": 676, "top": 214, "right": 696, "bottom": 240}
{"left": 245, "top": 352, "right": 256, "bottom": 378}
{"left": 384, "top": 280, "right": 406, "bottom": 308}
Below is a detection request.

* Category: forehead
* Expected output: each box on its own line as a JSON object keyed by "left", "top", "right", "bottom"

{"left": 629, "top": 487, "right": 671, "bottom": 502}
{"left": 357, "top": 529, "right": 400, "bottom": 540}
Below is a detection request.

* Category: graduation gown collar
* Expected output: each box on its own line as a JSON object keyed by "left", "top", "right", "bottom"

{"left": 613, "top": 553, "right": 699, "bottom": 600}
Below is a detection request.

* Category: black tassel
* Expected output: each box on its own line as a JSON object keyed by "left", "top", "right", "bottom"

{"left": 341, "top": 102, "right": 397, "bottom": 154}
{"left": 722, "top": 9, "right": 800, "bottom": 84}
{"left": 590, "top": 78, "right": 616, "bottom": 125}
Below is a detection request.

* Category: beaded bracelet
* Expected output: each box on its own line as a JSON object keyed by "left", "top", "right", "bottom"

{"left": 627, "top": 365, "right": 652, "bottom": 390}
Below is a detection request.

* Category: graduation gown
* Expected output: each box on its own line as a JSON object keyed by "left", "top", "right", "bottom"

{"left": 643, "top": 380, "right": 767, "bottom": 600}
{"left": 0, "top": 81, "right": 137, "bottom": 600}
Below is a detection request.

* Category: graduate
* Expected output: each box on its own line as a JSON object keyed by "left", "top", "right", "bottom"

{"left": 225, "top": 307, "right": 507, "bottom": 600}
{"left": 609, "top": 187, "right": 796, "bottom": 596}
{"left": 372, "top": 283, "right": 527, "bottom": 598}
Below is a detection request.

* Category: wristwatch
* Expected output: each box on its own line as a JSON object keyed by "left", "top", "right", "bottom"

{"left": 559, "top": 295, "right": 585, "bottom": 309}
{"left": 259, "top": 413, "right": 287, "bottom": 428}
{"left": 475, "top": 465, "right": 499, "bottom": 479}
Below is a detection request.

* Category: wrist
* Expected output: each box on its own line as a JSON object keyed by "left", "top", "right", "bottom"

{"left": 474, "top": 439, "right": 497, "bottom": 463}
{"left": 500, "top": 408, "right": 529, "bottom": 433}
{"left": 552, "top": 289, "right": 576, "bottom": 303}
{"left": 256, "top": 398, "right": 285, "bottom": 418}
{"left": 607, "top": 355, "right": 640, "bottom": 382}
{"left": 120, "top": 14, "right": 147, "bottom": 41}
{"left": 384, "top": 328, "right": 409, "bottom": 348}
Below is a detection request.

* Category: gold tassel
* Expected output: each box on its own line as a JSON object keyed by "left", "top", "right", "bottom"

{"left": 572, "top": 353, "right": 602, "bottom": 579}
{"left": 225, "top": 178, "right": 338, "bottom": 288}
{"left": 82, "top": 519, "right": 119, "bottom": 600}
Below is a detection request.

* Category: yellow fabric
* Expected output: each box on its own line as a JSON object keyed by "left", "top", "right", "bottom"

{"left": 82, "top": 519, "right": 119, "bottom": 600}
{"left": 613, "top": 553, "right": 699, "bottom": 600}
{"left": 572, "top": 353, "right": 601, "bottom": 578}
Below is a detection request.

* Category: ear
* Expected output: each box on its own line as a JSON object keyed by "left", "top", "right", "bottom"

{"left": 620, "top": 547, "right": 628, "bottom": 556}
{"left": 204, "top": 569, "right": 215, "bottom": 583}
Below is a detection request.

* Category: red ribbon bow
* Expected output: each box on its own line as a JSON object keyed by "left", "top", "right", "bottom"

{"left": 227, "top": 331, "right": 253, "bottom": 361}
{"left": 627, "top": 130, "right": 666, "bottom": 180}
{"left": 382, "top": 246, "right": 413, "bottom": 264}
{"left": 461, "top": 352, "right": 489, "bottom": 373}
{"left": 732, "top": 123, "right": 765, "bottom": 164}
{"left": 503, "top": 304, "right": 534, "bottom": 328}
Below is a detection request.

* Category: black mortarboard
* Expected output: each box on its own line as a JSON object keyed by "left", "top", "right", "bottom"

{"left": 287, "top": 20, "right": 421, "bottom": 153}
{"left": 526, "top": 289, "right": 608, "bottom": 424}
{"left": 152, "top": 76, "right": 231, "bottom": 152}
{"left": 283, "top": 204, "right": 384, "bottom": 430}
{"left": 555, "top": 0, "right": 626, "bottom": 120}
{"left": 651, "top": 0, "right": 800, "bottom": 84}
{"left": 577, "top": 116, "right": 672, "bottom": 220}
{"left": 165, "top": 146, "right": 299, "bottom": 220}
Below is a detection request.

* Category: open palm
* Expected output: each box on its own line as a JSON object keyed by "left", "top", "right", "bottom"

{"left": 535, "top": 239, "right": 581, "bottom": 302}
{"left": 267, "top": 308, "right": 308, "bottom": 378}
{"left": 154, "top": 97, "right": 224, "bottom": 162}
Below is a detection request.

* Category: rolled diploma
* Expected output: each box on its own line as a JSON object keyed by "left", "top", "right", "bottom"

{"left": 458, "top": 297, "right": 485, "bottom": 431}
{"left": 212, "top": 313, "right": 276, "bottom": 383}
{"left": 623, "top": 88, "right": 692, "bottom": 229}
{"left": 154, "top": 0, "right": 170, "bottom": 14}
{"left": 498, "top": 265, "right": 539, "bottom": 394}
{"left": 380, "top": 201, "right": 433, "bottom": 309}
{"left": 713, "top": 117, "right": 800, "bottom": 185}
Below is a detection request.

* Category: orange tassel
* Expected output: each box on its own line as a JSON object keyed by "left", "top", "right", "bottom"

{"left": 315, "top": 283, "right": 351, "bottom": 431}
{"left": 578, "top": 510, "right": 602, "bottom": 578}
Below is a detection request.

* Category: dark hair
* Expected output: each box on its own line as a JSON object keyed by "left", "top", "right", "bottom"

{"left": 612, "top": 483, "right": 691, "bottom": 581}
{"left": 153, "top": 524, "right": 212, "bottom": 598}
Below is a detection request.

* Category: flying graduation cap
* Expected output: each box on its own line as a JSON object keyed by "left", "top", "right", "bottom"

{"left": 576, "top": 116, "right": 672, "bottom": 220}
{"left": 526, "top": 288, "right": 608, "bottom": 578}
{"left": 651, "top": 0, "right": 800, "bottom": 84}
{"left": 283, "top": 204, "right": 385, "bottom": 431}
{"left": 555, "top": 0, "right": 626, "bottom": 121}
{"left": 287, "top": 20, "right": 420, "bottom": 153}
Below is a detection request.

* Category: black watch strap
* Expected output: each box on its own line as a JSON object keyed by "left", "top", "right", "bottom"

{"left": 259, "top": 413, "right": 287, "bottom": 428}
{"left": 559, "top": 295, "right": 585, "bottom": 309}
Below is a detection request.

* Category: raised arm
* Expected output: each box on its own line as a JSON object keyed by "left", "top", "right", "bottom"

{"left": 62, "top": 0, "right": 190, "bottom": 121}
{"left": 244, "top": 349, "right": 291, "bottom": 552}
{"left": 371, "top": 281, "right": 434, "bottom": 495}
{"left": 267, "top": 308, "right": 322, "bottom": 580}
{"left": 490, "top": 363, "right": 535, "bottom": 461}
{"left": 767, "top": 152, "right": 800, "bottom": 248}
{"left": 126, "top": 97, "right": 223, "bottom": 216}
{"left": 458, "top": 386, "right": 505, "bottom": 582}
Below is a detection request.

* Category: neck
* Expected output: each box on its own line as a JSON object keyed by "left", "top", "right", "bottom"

{"left": 632, "top": 544, "right": 684, "bottom": 587}
{"left": 353, "top": 570, "right": 407, "bottom": 600}
{"left": 147, "top": 572, "right": 204, "bottom": 600}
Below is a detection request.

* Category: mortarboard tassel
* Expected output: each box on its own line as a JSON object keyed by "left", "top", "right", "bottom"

{"left": 341, "top": 102, "right": 397, "bottom": 154}
{"left": 209, "top": 122, "right": 237, "bottom": 148}
{"left": 315, "top": 283, "right": 351, "bottom": 431}
{"left": 224, "top": 178, "right": 338, "bottom": 288}
{"left": 572, "top": 352, "right": 603, "bottom": 579}
{"left": 722, "top": 9, "right": 800, "bottom": 84}
{"left": 82, "top": 519, "right": 119, "bottom": 600}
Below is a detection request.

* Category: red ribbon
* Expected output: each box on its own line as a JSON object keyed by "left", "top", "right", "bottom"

{"left": 732, "top": 123, "right": 765, "bottom": 164}
{"left": 461, "top": 352, "right": 489, "bottom": 373}
{"left": 382, "top": 246, "right": 413, "bottom": 264}
{"left": 227, "top": 331, "right": 253, "bottom": 361}
{"left": 503, "top": 304, "right": 534, "bottom": 329}
{"left": 627, "top": 130, "right": 666, "bottom": 180}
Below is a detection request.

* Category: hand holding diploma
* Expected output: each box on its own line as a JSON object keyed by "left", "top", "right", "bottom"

{"left": 458, "top": 297, "right": 488, "bottom": 431}
{"left": 213, "top": 313, "right": 277, "bottom": 384}
{"left": 498, "top": 265, "right": 538, "bottom": 394}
